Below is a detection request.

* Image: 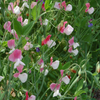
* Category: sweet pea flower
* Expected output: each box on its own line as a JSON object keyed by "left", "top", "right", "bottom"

{"left": 50, "top": 57, "right": 59, "bottom": 69}
{"left": 23, "top": 0, "right": 28, "bottom": 1}
{"left": 17, "top": 16, "right": 23, "bottom": 25}
{"left": 65, "top": 4, "right": 72, "bottom": 11}
{"left": 9, "top": 49, "right": 25, "bottom": 69}
{"left": 58, "top": 21, "right": 68, "bottom": 33}
{"left": 20, "top": 2, "right": 29, "bottom": 11}
{"left": 68, "top": 37, "right": 79, "bottom": 56}
{"left": 47, "top": 40, "right": 56, "bottom": 48}
{"left": 43, "top": 19, "right": 48, "bottom": 25}
{"left": 60, "top": 70, "right": 70, "bottom": 84}
{"left": 42, "top": 2, "right": 45, "bottom": 11}
{"left": 24, "top": 42, "right": 33, "bottom": 50}
{"left": 36, "top": 47, "right": 40, "bottom": 52}
{"left": 41, "top": 35, "right": 51, "bottom": 46}
{"left": 13, "top": 65, "right": 28, "bottom": 83}
{"left": 54, "top": 2, "right": 61, "bottom": 10}
{"left": 11, "top": 29, "right": 19, "bottom": 40}
{"left": 4, "top": 21, "right": 11, "bottom": 32}
{"left": 8, "top": 2, "right": 14, "bottom": 13}
{"left": 8, "top": 39, "right": 15, "bottom": 53}
{"left": 64, "top": 24, "right": 74, "bottom": 35}
{"left": 31, "top": 2, "right": 37, "bottom": 9}
{"left": 0, "top": 76, "right": 4, "bottom": 82}
{"left": 23, "top": 19, "right": 28, "bottom": 26}
{"left": 25, "top": 91, "right": 36, "bottom": 100}
{"left": 14, "top": 6, "right": 20, "bottom": 15}
{"left": 74, "top": 97, "right": 77, "bottom": 100}
{"left": 85, "top": 3, "right": 94, "bottom": 14}
{"left": 50, "top": 83, "right": 61, "bottom": 97}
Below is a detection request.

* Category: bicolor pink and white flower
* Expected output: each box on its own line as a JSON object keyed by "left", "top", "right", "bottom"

{"left": 24, "top": 42, "right": 33, "bottom": 50}
{"left": 9, "top": 49, "right": 25, "bottom": 69}
{"left": 54, "top": 1, "right": 72, "bottom": 11}
{"left": 58, "top": 21, "right": 74, "bottom": 35}
{"left": 50, "top": 83, "right": 61, "bottom": 97}
{"left": 68, "top": 37, "right": 79, "bottom": 56}
{"left": 8, "top": 2, "right": 14, "bottom": 13}
{"left": 11, "top": 29, "right": 19, "bottom": 40}
{"left": 8, "top": 39, "right": 15, "bottom": 53}
{"left": 50, "top": 57, "right": 59, "bottom": 69}
{"left": 13, "top": 65, "right": 28, "bottom": 83}
{"left": 3, "top": 21, "right": 11, "bottom": 32}
{"left": 25, "top": 91, "right": 36, "bottom": 100}
{"left": 85, "top": 3, "right": 94, "bottom": 14}
{"left": 60, "top": 70, "right": 70, "bottom": 84}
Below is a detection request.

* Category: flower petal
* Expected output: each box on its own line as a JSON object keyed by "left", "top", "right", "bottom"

{"left": 62, "top": 76, "right": 70, "bottom": 84}
{"left": 51, "top": 60, "right": 59, "bottom": 69}
{"left": 18, "top": 73, "right": 28, "bottom": 83}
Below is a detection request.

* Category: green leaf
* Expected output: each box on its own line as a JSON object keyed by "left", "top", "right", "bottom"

{"left": 0, "top": 90, "right": 5, "bottom": 100}
{"left": 23, "top": 55, "right": 31, "bottom": 65}
{"left": 45, "top": 0, "right": 50, "bottom": 10}
{"left": 23, "top": 21, "right": 35, "bottom": 35}
{"left": 62, "top": 62, "right": 71, "bottom": 70}
{"left": 75, "top": 79, "right": 84, "bottom": 94}
{"left": 31, "top": 2, "right": 43, "bottom": 20}
{"left": 13, "top": 19, "right": 23, "bottom": 36}
{"left": 74, "top": 90, "right": 86, "bottom": 97}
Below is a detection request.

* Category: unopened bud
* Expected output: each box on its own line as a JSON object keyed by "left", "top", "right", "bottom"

{"left": 96, "top": 61, "right": 100, "bottom": 73}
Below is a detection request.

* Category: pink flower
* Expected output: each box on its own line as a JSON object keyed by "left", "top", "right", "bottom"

{"left": 13, "top": 65, "right": 28, "bottom": 83}
{"left": 24, "top": 42, "right": 33, "bottom": 50}
{"left": 9, "top": 49, "right": 25, "bottom": 68}
{"left": 17, "top": 16, "right": 23, "bottom": 25}
{"left": 8, "top": 39, "right": 15, "bottom": 53}
{"left": 31, "top": 2, "right": 37, "bottom": 9}
{"left": 38, "top": 59, "right": 44, "bottom": 65}
{"left": 8, "top": 39, "right": 15, "bottom": 49}
{"left": 8, "top": 2, "right": 14, "bottom": 13}
{"left": 3, "top": 21, "right": 11, "bottom": 32}
{"left": 61, "top": 1, "right": 66, "bottom": 11}
{"left": 68, "top": 37, "right": 79, "bottom": 56}
{"left": 42, "top": 3, "right": 45, "bottom": 11}
{"left": 50, "top": 83, "right": 61, "bottom": 97}
{"left": 85, "top": 3, "right": 94, "bottom": 14}
{"left": 25, "top": 91, "right": 36, "bottom": 100}
{"left": 41, "top": 35, "right": 51, "bottom": 46}
{"left": 11, "top": 29, "right": 19, "bottom": 40}
{"left": 58, "top": 21, "right": 68, "bottom": 33}
{"left": 74, "top": 97, "right": 77, "bottom": 100}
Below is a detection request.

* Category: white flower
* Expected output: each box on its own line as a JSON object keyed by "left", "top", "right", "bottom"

{"left": 73, "top": 43, "right": 79, "bottom": 49}
{"left": 47, "top": 40, "right": 56, "bottom": 48}
{"left": 64, "top": 24, "right": 74, "bottom": 35}
{"left": 23, "top": 19, "right": 28, "bottom": 26}
{"left": 44, "top": 69, "right": 48, "bottom": 76}
{"left": 14, "top": 6, "right": 20, "bottom": 15}
{"left": 14, "top": 59, "right": 25, "bottom": 69}
{"left": 71, "top": 49, "right": 79, "bottom": 56}
{"left": 43, "top": 19, "right": 49, "bottom": 25}
{"left": 51, "top": 60, "right": 59, "bottom": 69}
{"left": 88, "top": 7, "right": 94, "bottom": 14}
{"left": 66, "top": 4, "right": 72, "bottom": 11}
{"left": 62, "top": 76, "right": 70, "bottom": 84}
{"left": 0, "top": 7, "right": 1, "bottom": 9}
{"left": 18, "top": 73, "right": 28, "bottom": 83}
{"left": 54, "top": 2, "right": 61, "bottom": 10}
{"left": 53, "top": 90, "right": 61, "bottom": 97}
{"left": 20, "top": 2, "right": 29, "bottom": 11}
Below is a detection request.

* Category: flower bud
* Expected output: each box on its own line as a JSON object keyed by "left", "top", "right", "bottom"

{"left": 96, "top": 62, "right": 100, "bottom": 73}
